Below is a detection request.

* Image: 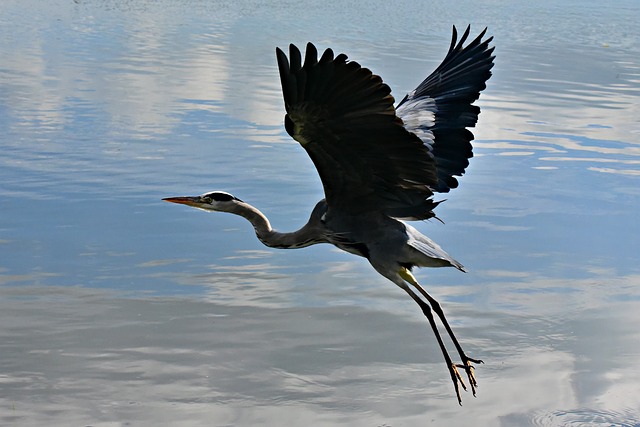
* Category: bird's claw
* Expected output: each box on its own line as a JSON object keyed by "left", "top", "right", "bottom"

{"left": 450, "top": 357, "right": 483, "bottom": 404}
{"left": 450, "top": 364, "right": 466, "bottom": 405}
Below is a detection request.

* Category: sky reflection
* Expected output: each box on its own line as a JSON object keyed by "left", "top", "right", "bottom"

{"left": 2, "top": 275, "right": 640, "bottom": 426}
{"left": 1, "top": 0, "right": 640, "bottom": 425}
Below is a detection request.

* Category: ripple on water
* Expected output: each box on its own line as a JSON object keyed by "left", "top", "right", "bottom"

{"left": 532, "top": 408, "right": 640, "bottom": 427}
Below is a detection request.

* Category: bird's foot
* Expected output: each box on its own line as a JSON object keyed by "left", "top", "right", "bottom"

{"left": 450, "top": 356, "right": 483, "bottom": 405}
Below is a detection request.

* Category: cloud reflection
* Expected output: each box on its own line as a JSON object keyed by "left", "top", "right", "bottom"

{"left": 2, "top": 273, "right": 640, "bottom": 425}
{"left": 2, "top": 0, "right": 640, "bottom": 425}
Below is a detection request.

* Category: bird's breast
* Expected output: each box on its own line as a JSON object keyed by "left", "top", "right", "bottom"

{"left": 333, "top": 239, "right": 370, "bottom": 259}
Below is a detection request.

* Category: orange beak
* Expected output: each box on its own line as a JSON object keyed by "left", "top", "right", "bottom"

{"left": 162, "top": 196, "right": 201, "bottom": 207}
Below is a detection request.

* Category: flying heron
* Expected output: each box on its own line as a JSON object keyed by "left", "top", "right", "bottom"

{"left": 164, "top": 25, "right": 495, "bottom": 404}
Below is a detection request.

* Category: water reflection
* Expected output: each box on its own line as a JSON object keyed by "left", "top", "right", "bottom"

{"left": 2, "top": 0, "right": 640, "bottom": 425}
{"left": 530, "top": 409, "right": 640, "bottom": 427}
{"left": 2, "top": 272, "right": 640, "bottom": 425}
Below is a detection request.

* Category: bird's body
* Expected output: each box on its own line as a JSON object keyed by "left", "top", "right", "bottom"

{"left": 325, "top": 211, "right": 462, "bottom": 270}
{"left": 164, "top": 26, "right": 495, "bottom": 404}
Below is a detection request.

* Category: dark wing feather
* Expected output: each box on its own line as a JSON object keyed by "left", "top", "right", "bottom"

{"left": 397, "top": 25, "right": 495, "bottom": 193}
{"left": 276, "top": 28, "right": 493, "bottom": 220}
{"left": 277, "top": 43, "right": 440, "bottom": 220}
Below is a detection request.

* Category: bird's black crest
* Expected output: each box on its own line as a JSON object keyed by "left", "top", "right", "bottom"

{"left": 203, "top": 192, "right": 242, "bottom": 202}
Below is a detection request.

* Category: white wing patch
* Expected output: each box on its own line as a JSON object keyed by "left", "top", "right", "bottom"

{"left": 396, "top": 97, "right": 437, "bottom": 146}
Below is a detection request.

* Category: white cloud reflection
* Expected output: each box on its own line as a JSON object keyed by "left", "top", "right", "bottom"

{"left": 2, "top": 1, "right": 640, "bottom": 426}
{"left": 2, "top": 272, "right": 640, "bottom": 426}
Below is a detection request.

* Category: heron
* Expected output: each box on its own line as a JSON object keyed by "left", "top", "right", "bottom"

{"left": 164, "top": 25, "right": 494, "bottom": 404}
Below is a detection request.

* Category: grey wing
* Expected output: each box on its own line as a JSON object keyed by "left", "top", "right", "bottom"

{"left": 276, "top": 43, "right": 440, "bottom": 220}
{"left": 396, "top": 25, "right": 495, "bottom": 193}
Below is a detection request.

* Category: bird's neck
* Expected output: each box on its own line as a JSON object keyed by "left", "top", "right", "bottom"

{"left": 229, "top": 201, "right": 273, "bottom": 236}
{"left": 229, "top": 201, "right": 320, "bottom": 249}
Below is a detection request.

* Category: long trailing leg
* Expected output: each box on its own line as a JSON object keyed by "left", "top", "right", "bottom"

{"left": 396, "top": 281, "right": 469, "bottom": 404}
{"left": 400, "top": 267, "right": 482, "bottom": 400}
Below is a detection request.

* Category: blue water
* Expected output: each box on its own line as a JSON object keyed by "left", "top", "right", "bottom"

{"left": 1, "top": 0, "right": 640, "bottom": 425}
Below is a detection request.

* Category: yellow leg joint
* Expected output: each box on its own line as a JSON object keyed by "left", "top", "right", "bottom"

{"left": 399, "top": 267, "right": 420, "bottom": 287}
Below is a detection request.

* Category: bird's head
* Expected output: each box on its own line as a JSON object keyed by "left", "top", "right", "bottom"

{"left": 162, "top": 191, "right": 244, "bottom": 213}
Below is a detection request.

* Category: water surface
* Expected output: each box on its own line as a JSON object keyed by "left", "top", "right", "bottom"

{"left": 1, "top": 0, "right": 640, "bottom": 425}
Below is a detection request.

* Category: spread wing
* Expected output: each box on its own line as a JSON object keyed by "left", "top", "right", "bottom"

{"left": 276, "top": 26, "right": 494, "bottom": 220}
{"left": 397, "top": 26, "right": 495, "bottom": 193}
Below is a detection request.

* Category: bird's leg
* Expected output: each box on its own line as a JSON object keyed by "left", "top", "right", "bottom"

{"left": 397, "top": 279, "right": 467, "bottom": 405}
{"left": 399, "top": 268, "right": 482, "bottom": 400}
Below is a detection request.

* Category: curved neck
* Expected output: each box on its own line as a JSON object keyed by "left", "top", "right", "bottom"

{"left": 229, "top": 201, "right": 323, "bottom": 249}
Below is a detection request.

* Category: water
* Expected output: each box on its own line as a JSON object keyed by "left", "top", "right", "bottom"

{"left": 1, "top": 0, "right": 640, "bottom": 425}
